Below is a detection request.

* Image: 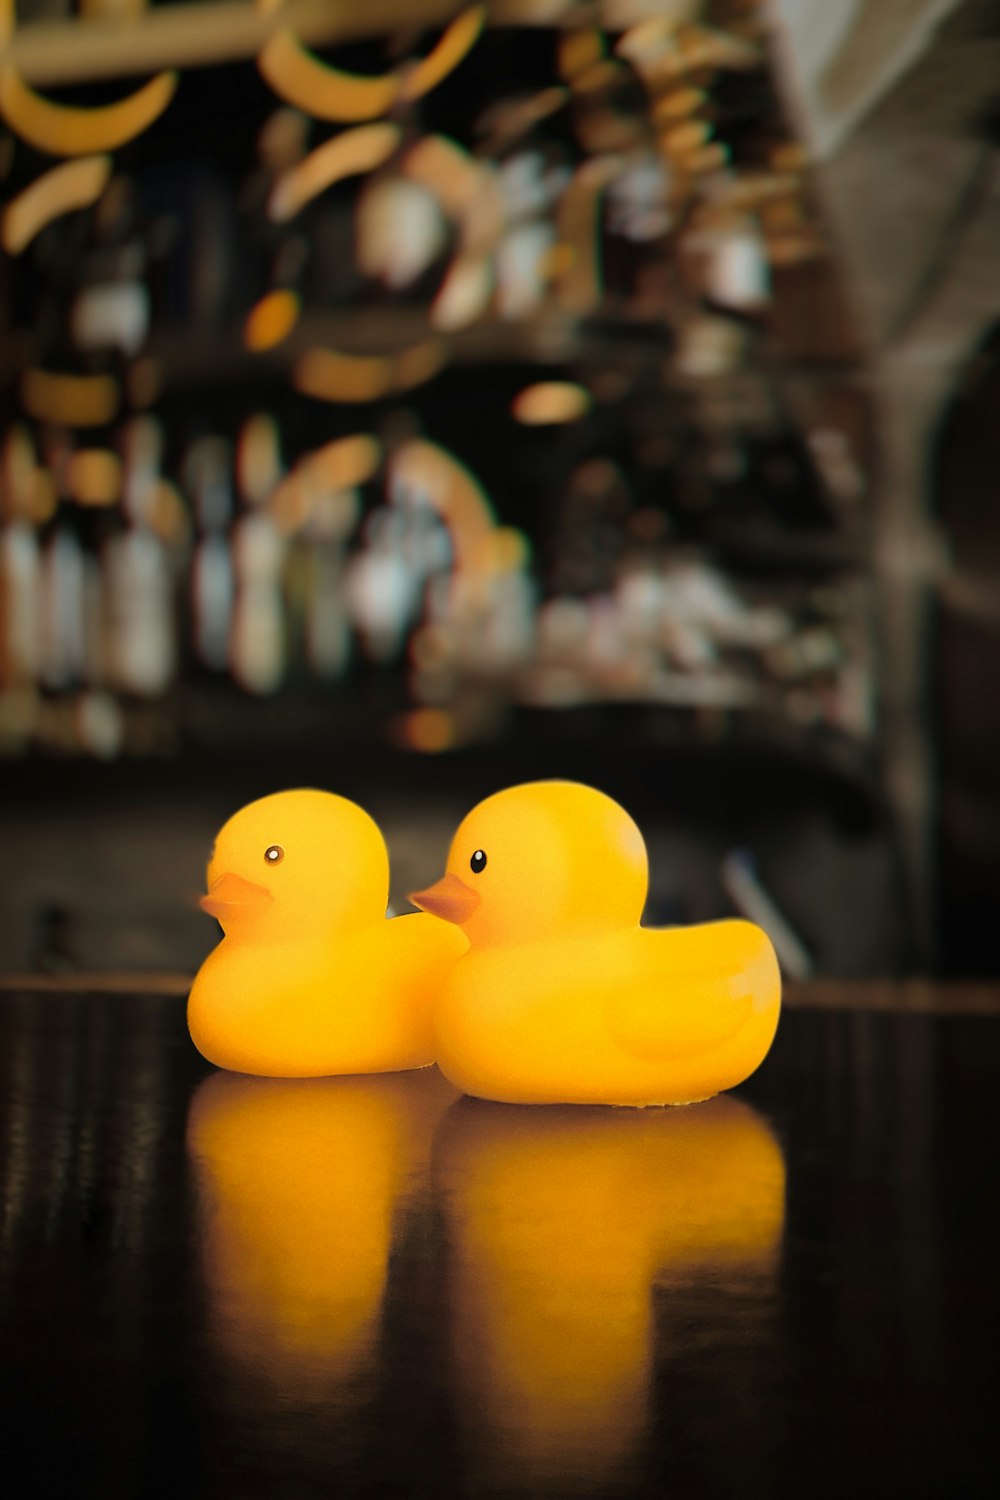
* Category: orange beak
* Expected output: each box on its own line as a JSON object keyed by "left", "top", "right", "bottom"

{"left": 409, "top": 872, "right": 480, "bottom": 925}
{"left": 200, "top": 872, "right": 273, "bottom": 921}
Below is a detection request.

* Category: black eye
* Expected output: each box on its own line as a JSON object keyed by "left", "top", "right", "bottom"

{"left": 264, "top": 845, "right": 284, "bottom": 865}
{"left": 470, "top": 849, "right": 487, "bottom": 874}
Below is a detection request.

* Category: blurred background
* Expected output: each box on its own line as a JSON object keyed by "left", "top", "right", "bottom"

{"left": 0, "top": 0, "right": 997, "bottom": 980}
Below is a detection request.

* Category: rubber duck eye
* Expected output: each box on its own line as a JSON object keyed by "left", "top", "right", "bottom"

{"left": 470, "top": 849, "right": 487, "bottom": 875}
{"left": 264, "top": 845, "right": 284, "bottom": 866}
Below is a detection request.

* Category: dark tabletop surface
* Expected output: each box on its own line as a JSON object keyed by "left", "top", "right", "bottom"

{"left": 0, "top": 984, "right": 998, "bottom": 1500}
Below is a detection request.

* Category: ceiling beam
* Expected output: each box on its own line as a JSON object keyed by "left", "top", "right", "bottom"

{"left": 3, "top": 0, "right": 578, "bottom": 89}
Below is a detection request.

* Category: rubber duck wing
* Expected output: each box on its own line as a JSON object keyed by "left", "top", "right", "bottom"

{"left": 608, "top": 920, "right": 779, "bottom": 1061}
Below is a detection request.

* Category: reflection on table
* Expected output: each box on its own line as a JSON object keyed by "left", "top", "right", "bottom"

{"left": 435, "top": 1095, "right": 786, "bottom": 1490}
{"left": 1, "top": 990, "right": 996, "bottom": 1499}
{"left": 187, "top": 1067, "right": 457, "bottom": 1405}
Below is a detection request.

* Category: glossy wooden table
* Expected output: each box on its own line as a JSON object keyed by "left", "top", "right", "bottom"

{"left": 0, "top": 981, "right": 997, "bottom": 1499}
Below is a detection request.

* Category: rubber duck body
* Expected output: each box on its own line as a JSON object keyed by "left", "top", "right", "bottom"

{"left": 411, "top": 781, "right": 781, "bottom": 1106}
{"left": 189, "top": 789, "right": 466, "bottom": 1077}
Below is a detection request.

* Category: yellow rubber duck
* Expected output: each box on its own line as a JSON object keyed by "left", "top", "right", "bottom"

{"left": 411, "top": 780, "right": 781, "bottom": 1105}
{"left": 188, "top": 788, "right": 467, "bottom": 1076}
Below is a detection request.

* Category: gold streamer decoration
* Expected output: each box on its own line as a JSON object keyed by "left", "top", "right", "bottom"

{"left": 0, "top": 65, "right": 177, "bottom": 156}
{"left": 2, "top": 154, "right": 112, "bottom": 254}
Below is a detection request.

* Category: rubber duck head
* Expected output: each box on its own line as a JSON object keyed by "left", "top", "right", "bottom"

{"left": 410, "top": 780, "right": 648, "bottom": 947}
{"left": 201, "top": 788, "right": 389, "bottom": 941}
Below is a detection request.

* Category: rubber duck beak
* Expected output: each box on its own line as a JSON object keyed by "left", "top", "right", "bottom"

{"left": 200, "top": 872, "right": 273, "bottom": 921}
{"left": 409, "top": 872, "right": 480, "bottom": 925}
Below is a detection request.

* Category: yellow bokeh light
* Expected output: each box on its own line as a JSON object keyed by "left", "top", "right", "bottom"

{"left": 268, "top": 122, "right": 401, "bottom": 222}
{"left": 558, "top": 28, "right": 605, "bottom": 82}
{"left": 403, "top": 133, "right": 483, "bottom": 222}
{"left": 127, "top": 356, "right": 161, "bottom": 409}
{"left": 244, "top": 289, "right": 301, "bottom": 352}
{"left": 29, "top": 468, "right": 57, "bottom": 525}
{"left": 294, "top": 347, "right": 393, "bottom": 403}
{"left": 236, "top": 413, "right": 282, "bottom": 505}
{"left": 21, "top": 368, "right": 119, "bottom": 428}
{"left": 555, "top": 159, "right": 619, "bottom": 315}
{"left": 69, "top": 449, "right": 122, "bottom": 507}
{"left": 258, "top": 29, "right": 398, "bottom": 123}
{"left": 148, "top": 480, "right": 191, "bottom": 544}
{"left": 662, "top": 118, "right": 713, "bottom": 157}
{"left": 652, "top": 87, "right": 707, "bottom": 123}
{"left": 0, "top": 65, "right": 177, "bottom": 156}
{"left": 393, "top": 339, "right": 448, "bottom": 391}
{"left": 488, "top": 526, "right": 530, "bottom": 573}
{"left": 409, "top": 625, "right": 451, "bottom": 671}
{"left": 308, "top": 434, "right": 382, "bottom": 491}
{"left": 571, "top": 60, "right": 622, "bottom": 95}
{"left": 686, "top": 141, "right": 730, "bottom": 175}
{"left": 391, "top": 439, "right": 496, "bottom": 576}
{"left": 402, "top": 707, "right": 455, "bottom": 753}
{"left": 269, "top": 473, "right": 309, "bottom": 535}
{"left": 430, "top": 254, "right": 493, "bottom": 331}
{"left": 512, "top": 382, "right": 592, "bottom": 425}
{"left": 400, "top": 6, "right": 486, "bottom": 103}
{"left": 2, "top": 155, "right": 112, "bottom": 255}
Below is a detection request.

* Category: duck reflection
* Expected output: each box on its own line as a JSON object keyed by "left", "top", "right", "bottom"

{"left": 435, "top": 1096, "right": 786, "bottom": 1490}
{"left": 187, "top": 1067, "right": 457, "bottom": 1402}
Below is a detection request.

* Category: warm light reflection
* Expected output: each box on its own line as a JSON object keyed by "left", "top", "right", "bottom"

{"left": 127, "top": 356, "right": 161, "bottom": 409}
{"left": 187, "top": 1069, "right": 457, "bottom": 1395}
{"left": 308, "top": 433, "right": 382, "bottom": 491}
{"left": 1, "top": 424, "right": 37, "bottom": 520}
{"left": 293, "top": 346, "right": 393, "bottom": 403}
{"left": 401, "top": 705, "right": 454, "bottom": 753}
{"left": 390, "top": 439, "right": 496, "bottom": 576}
{"left": 393, "top": 337, "right": 448, "bottom": 391}
{"left": 477, "top": 84, "right": 567, "bottom": 149}
{"left": 400, "top": 6, "right": 486, "bottom": 103}
{"left": 570, "top": 59, "right": 623, "bottom": 95}
{"left": 684, "top": 140, "right": 730, "bottom": 176}
{"left": 652, "top": 87, "right": 706, "bottom": 124}
{"left": 68, "top": 448, "right": 122, "bottom": 507}
{"left": 79, "top": 0, "right": 149, "bottom": 14}
{"left": 512, "top": 381, "right": 591, "bottom": 425}
{"left": 236, "top": 412, "right": 282, "bottom": 505}
{"left": 616, "top": 17, "right": 684, "bottom": 67}
{"left": 474, "top": 524, "right": 530, "bottom": 575}
{"left": 557, "top": 27, "right": 605, "bottom": 83}
{"left": 556, "top": 159, "right": 619, "bottom": 314}
{"left": 257, "top": 29, "right": 398, "bottom": 123}
{"left": 435, "top": 1095, "right": 786, "bottom": 1488}
{"left": 430, "top": 251, "right": 493, "bottom": 331}
{"left": 147, "top": 479, "right": 190, "bottom": 544}
{"left": 2, "top": 155, "right": 112, "bottom": 255}
{"left": 243, "top": 288, "right": 301, "bottom": 351}
{"left": 403, "top": 133, "right": 487, "bottom": 227}
{"left": 0, "top": 65, "right": 177, "bottom": 156}
{"left": 293, "top": 340, "right": 447, "bottom": 403}
{"left": 662, "top": 118, "right": 713, "bottom": 158}
{"left": 268, "top": 123, "right": 401, "bottom": 222}
{"left": 21, "top": 368, "right": 118, "bottom": 427}
{"left": 28, "top": 468, "right": 56, "bottom": 525}
{"left": 266, "top": 434, "right": 377, "bottom": 534}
